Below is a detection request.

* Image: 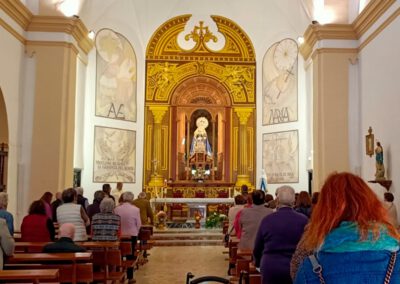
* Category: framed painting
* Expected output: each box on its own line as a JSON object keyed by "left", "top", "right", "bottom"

{"left": 93, "top": 126, "right": 136, "bottom": 183}
{"left": 262, "top": 130, "right": 299, "bottom": 183}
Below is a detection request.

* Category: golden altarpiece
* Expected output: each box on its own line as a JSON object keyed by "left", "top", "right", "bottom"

{"left": 144, "top": 15, "right": 256, "bottom": 214}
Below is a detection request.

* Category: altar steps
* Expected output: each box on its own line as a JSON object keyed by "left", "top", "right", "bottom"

{"left": 152, "top": 228, "right": 224, "bottom": 246}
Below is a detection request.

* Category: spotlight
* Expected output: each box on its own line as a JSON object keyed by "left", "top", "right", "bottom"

{"left": 297, "top": 36, "right": 305, "bottom": 45}
{"left": 88, "top": 30, "right": 95, "bottom": 40}
{"left": 311, "top": 20, "right": 319, "bottom": 25}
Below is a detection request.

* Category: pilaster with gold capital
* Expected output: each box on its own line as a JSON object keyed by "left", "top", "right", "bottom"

{"left": 149, "top": 106, "right": 168, "bottom": 123}
{"left": 148, "top": 105, "right": 169, "bottom": 187}
{"left": 235, "top": 107, "right": 253, "bottom": 125}
{"left": 234, "top": 107, "right": 253, "bottom": 186}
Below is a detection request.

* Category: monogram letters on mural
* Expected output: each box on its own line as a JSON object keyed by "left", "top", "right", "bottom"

{"left": 262, "top": 38, "right": 298, "bottom": 125}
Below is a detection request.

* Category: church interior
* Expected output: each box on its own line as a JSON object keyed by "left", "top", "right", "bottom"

{"left": 1, "top": 0, "right": 400, "bottom": 283}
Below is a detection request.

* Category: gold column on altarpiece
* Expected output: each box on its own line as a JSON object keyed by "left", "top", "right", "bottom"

{"left": 148, "top": 106, "right": 168, "bottom": 187}
{"left": 235, "top": 108, "right": 252, "bottom": 186}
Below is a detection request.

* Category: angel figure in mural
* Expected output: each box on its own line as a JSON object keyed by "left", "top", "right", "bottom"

{"left": 375, "top": 141, "right": 386, "bottom": 180}
{"left": 190, "top": 117, "right": 212, "bottom": 157}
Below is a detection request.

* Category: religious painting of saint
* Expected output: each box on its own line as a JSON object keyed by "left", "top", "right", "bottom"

{"left": 95, "top": 28, "right": 137, "bottom": 121}
{"left": 262, "top": 130, "right": 299, "bottom": 183}
{"left": 93, "top": 126, "right": 136, "bottom": 183}
{"left": 262, "top": 38, "right": 298, "bottom": 125}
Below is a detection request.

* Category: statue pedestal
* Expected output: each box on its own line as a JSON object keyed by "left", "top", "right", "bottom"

{"left": 149, "top": 174, "right": 164, "bottom": 187}
{"left": 235, "top": 175, "right": 251, "bottom": 187}
{"left": 368, "top": 180, "right": 392, "bottom": 191}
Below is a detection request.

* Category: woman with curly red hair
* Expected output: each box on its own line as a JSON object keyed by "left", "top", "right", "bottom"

{"left": 294, "top": 172, "right": 400, "bottom": 283}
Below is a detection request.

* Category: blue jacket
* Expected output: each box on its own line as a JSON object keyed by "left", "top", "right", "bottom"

{"left": 294, "top": 222, "right": 400, "bottom": 284}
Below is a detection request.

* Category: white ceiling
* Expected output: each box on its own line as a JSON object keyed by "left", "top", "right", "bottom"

{"left": 27, "top": 0, "right": 370, "bottom": 25}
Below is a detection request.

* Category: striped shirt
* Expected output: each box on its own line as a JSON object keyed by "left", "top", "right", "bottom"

{"left": 57, "top": 203, "right": 87, "bottom": 241}
{"left": 92, "top": 213, "right": 120, "bottom": 241}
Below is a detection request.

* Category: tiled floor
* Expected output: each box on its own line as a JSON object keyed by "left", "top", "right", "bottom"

{"left": 134, "top": 246, "right": 228, "bottom": 283}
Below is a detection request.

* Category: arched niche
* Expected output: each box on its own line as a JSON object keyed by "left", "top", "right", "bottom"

{"left": 0, "top": 88, "right": 9, "bottom": 192}
{"left": 170, "top": 76, "right": 231, "bottom": 181}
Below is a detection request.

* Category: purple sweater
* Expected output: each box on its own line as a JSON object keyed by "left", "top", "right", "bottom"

{"left": 253, "top": 207, "right": 308, "bottom": 284}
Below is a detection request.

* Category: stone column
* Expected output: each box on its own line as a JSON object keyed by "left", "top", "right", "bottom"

{"left": 27, "top": 43, "right": 77, "bottom": 203}
{"left": 148, "top": 106, "right": 168, "bottom": 187}
{"left": 234, "top": 108, "right": 252, "bottom": 186}
{"left": 311, "top": 50, "right": 356, "bottom": 190}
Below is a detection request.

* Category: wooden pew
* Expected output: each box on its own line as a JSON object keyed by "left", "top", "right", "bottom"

{"left": 92, "top": 250, "right": 125, "bottom": 283}
{"left": 6, "top": 252, "right": 92, "bottom": 284}
{"left": 15, "top": 242, "right": 49, "bottom": 253}
{"left": 0, "top": 269, "right": 59, "bottom": 283}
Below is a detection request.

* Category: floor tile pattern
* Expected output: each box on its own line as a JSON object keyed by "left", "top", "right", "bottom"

{"left": 135, "top": 246, "right": 228, "bottom": 284}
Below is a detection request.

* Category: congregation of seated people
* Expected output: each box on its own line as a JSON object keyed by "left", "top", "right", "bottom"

{"left": 0, "top": 182, "right": 154, "bottom": 284}
{"left": 1, "top": 174, "right": 400, "bottom": 283}
{"left": 226, "top": 172, "right": 400, "bottom": 284}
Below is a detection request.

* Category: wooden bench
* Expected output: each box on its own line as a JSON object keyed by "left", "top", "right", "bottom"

{"left": 15, "top": 242, "right": 49, "bottom": 253}
{"left": 92, "top": 249, "right": 125, "bottom": 283}
{"left": 0, "top": 269, "right": 59, "bottom": 283}
{"left": 6, "top": 252, "right": 93, "bottom": 284}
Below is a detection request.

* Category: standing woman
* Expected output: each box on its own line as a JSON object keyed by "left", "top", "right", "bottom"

{"left": 92, "top": 198, "right": 120, "bottom": 241}
{"left": 294, "top": 172, "right": 400, "bottom": 283}
{"left": 57, "top": 188, "right": 90, "bottom": 241}
{"left": 21, "top": 200, "right": 55, "bottom": 241}
{"left": 294, "top": 191, "right": 312, "bottom": 218}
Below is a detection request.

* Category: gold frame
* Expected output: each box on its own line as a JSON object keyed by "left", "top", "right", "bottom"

{"left": 365, "top": 127, "right": 374, "bottom": 157}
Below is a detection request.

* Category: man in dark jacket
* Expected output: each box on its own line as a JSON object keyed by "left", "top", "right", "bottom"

{"left": 43, "top": 223, "right": 86, "bottom": 253}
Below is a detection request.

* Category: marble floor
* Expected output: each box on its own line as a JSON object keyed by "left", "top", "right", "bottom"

{"left": 135, "top": 246, "right": 228, "bottom": 283}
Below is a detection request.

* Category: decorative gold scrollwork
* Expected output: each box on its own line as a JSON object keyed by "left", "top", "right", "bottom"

{"left": 147, "top": 62, "right": 179, "bottom": 98}
{"left": 185, "top": 21, "right": 218, "bottom": 51}
{"left": 220, "top": 65, "right": 255, "bottom": 102}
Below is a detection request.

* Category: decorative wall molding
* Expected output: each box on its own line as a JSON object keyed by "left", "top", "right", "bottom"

{"left": 28, "top": 16, "right": 93, "bottom": 54}
{"left": 300, "top": 24, "right": 356, "bottom": 60}
{"left": 0, "top": 0, "right": 32, "bottom": 30}
{"left": 0, "top": 18, "right": 25, "bottom": 44}
{"left": 311, "top": 48, "right": 359, "bottom": 60}
{"left": 353, "top": 0, "right": 396, "bottom": 37}
{"left": 300, "top": 0, "right": 397, "bottom": 60}
{"left": 25, "top": 40, "right": 79, "bottom": 56}
{"left": 359, "top": 7, "right": 400, "bottom": 51}
{"left": 0, "top": 0, "right": 93, "bottom": 55}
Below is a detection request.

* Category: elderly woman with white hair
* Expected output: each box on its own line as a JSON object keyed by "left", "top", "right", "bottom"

{"left": 91, "top": 198, "right": 121, "bottom": 241}
{"left": 0, "top": 192, "right": 14, "bottom": 235}
{"left": 253, "top": 186, "right": 308, "bottom": 284}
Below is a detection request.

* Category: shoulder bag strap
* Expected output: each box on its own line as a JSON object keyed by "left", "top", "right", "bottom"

{"left": 308, "top": 254, "right": 326, "bottom": 284}
{"left": 384, "top": 252, "right": 397, "bottom": 284}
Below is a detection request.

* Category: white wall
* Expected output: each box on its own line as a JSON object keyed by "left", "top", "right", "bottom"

{"left": 78, "top": 0, "right": 311, "bottom": 199}
{"left": 0, "top": 22, "right": 25, "bottom": 221}
{"left": 357, "top": 16, "right": 400, "bottom": 208}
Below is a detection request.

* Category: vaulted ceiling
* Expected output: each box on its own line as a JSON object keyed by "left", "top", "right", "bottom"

{"left": 27, "top": 0, "right": 371, "bottom": 25}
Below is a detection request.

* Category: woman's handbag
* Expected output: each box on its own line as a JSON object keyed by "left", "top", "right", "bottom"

{"left": 309, "top": 252, "right": 397, "bottom": 284}
{"left": 224, "top": 226, "right": 234, "bottom": 247}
